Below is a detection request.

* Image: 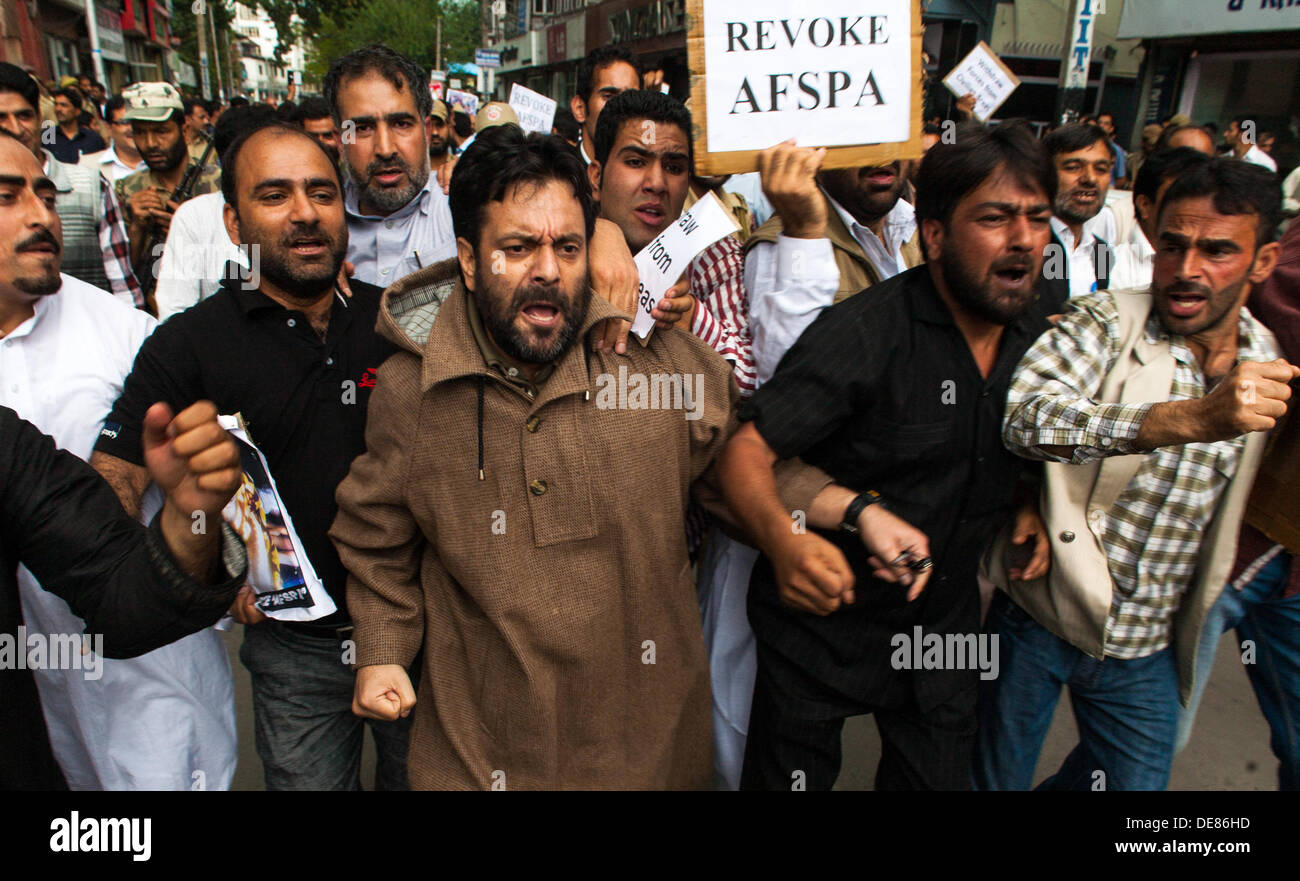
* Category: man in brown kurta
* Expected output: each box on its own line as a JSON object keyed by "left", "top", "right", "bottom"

{"left": 331, "top": 125, "right": 795, "bottom": 789}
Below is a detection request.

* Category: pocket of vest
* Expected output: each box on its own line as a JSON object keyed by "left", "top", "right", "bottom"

{"left": 871, "top": 416, "right": 952, "bottom": 450}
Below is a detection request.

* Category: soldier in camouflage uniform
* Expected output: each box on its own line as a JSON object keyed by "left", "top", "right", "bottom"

{"left": 114, "top": 83, "right": 220, "bottom": 290}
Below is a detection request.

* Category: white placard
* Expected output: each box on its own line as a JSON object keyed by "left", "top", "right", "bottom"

{"left": 508, "top": 83, "right": 557, "bottom": 135}
{"left": 447, "top": 89, "right": 480, "bottom": 119}
{"left": 700, "top": 0, "right": 913, "bottom": 154}
{"left": 630, "top": 192, "right": 739, "bottom": 340}
{"left": 942, "top": 41, "right": 1020, "bottom": 124}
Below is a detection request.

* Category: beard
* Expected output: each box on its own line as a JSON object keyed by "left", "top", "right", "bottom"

{"left": 143, "top": 134, "right": 188, "bottom": 173}
{"left": 242, "top": 220, "right": 346, "bottom": 300}
{"left": 1053, "top": 185, "right": 1103, "bottom": 225}
{"left": 1151, "top": 275, "right": 1247, "bottom": 336}
{"left": 821, "top": 163, "right": 906, "bottom": 223}
{"left": 11, "top": 229, "right": 62, "bottom": 297}
{"left": 349, "top": 152, "right": 430, "bottom": 215}
{"left": 472, "top": 270, "right": 591, "bottom": 365}
{"left": 940, "top": 248, "right": 1038, "bottom": 326}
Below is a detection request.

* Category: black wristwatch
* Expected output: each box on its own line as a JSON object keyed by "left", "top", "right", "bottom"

{"left": 839, "top": 491, "right": 884, "bottom": 535}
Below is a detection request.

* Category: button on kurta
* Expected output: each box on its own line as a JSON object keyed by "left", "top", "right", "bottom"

{"left": 529, "top": 478, "right": 548, "bottom": 495}
{"left": 525, "top": 415, "right": 542, "bottom": 433}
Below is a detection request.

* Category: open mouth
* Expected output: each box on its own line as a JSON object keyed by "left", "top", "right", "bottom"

{"left": 1166, "top": 292, "right": 1207, "bottom": 318}
{"left": 520, "top": 302, "right": 561, "bottom": 329}
{"left": 992, "top": 264, "right": 1032, "bottom": 289}
{"left": 634, "top": 203, "right": 666, "bottom": 226}
{"left": 288, "top": 237, "right": 327, "bottom": 256}
{"left": 372, "top": 168, "right": 405, "bottom": 186}
{"left": 1072, "top": 190, "right": 1099, "bottom": 204}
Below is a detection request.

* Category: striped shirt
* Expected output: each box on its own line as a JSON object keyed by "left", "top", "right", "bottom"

{"left": 1004, "top": 290, "right": 1277, "bottom": 658}
{"left": 689, "top": 235, "right": 754, "bottom": 397}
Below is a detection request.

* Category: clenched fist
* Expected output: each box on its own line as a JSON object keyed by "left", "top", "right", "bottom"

{"left": 1192, "top": 358, "right": 1300, "bottom": 441}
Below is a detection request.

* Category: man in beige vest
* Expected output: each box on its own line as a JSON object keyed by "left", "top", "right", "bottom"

{"left": 979, "top": 158, "right": 1296, "bottom": 790}
{"left": 742, "top": 142, "right": 923, "bottom": 385}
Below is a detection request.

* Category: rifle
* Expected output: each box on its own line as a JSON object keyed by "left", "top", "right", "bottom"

{"left": 139, "top": 130, "right": 216, "bottom": 315}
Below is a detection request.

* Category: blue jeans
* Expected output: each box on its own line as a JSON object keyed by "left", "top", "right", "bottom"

{"left": 240, "top": 620, "right": 413, "bottom": 791}
{"left": 1175, "top": 552, "right": 1300, "bottom": 790}
{"left": 975, "top": 593, "right": 1180, "bottom": 790}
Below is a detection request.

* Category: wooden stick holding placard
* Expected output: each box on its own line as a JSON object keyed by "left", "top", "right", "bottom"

{"left": 686, "top": 0, "right": 925, "bottom": 176}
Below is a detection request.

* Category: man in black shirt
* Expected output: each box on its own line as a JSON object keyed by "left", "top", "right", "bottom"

{"left": 90, "top": 122, "right": 405, "bottom": 790}
{"left": 717, "top": 121, "right": 1057, "bottom": 790}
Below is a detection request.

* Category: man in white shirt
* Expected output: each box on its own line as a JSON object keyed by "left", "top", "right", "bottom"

{"left": 1224, "top": 115, "right": 1278, "bottom": 173}
{"left": 79, "top": 96, "right": 146, "bottom": 182}
{"left": 0, "top": 131, "right": 236, "bottom": 789}
{"left": 323, "top": 45, "right": 458, "bottom": 288}
{"left": 1044, "top": 123, "right": 1116, "bottom": 300}
{"left": 1109, "top": 147, "right": 1212, "bottom": 291}
{"left": 743, "top": 142, "right": 922, "bottom": 384}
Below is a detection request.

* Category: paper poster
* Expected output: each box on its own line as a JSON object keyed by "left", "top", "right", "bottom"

{"left": 508, "top": 83, "right": 558, "bottom": 135}
{"left": 630, "top": 191, "right": 739, "bottom": 341}
{"left": 219, "top": 414, "right": 335, "bottom": 622}
{"left": 942, "top": 41, "right": 1021, "bottom": 123}
{"left": 447, "top": 89, "right": 480, "bottom": 119}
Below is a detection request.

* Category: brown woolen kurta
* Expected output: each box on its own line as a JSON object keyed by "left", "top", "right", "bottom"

{"left": 331, "top": 259, "right": 744, "bottom": 789}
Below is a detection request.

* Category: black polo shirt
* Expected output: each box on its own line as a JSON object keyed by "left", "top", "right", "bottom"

{"left": 740, "top": 264, "right": 1050, "bottom": 711}
{"left": 94, "top": 274, "right": 398, "bottom": 624}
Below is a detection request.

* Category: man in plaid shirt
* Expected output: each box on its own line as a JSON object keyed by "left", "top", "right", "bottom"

{"left": 980, "top": 158, "right": 1298, "bottom": 790}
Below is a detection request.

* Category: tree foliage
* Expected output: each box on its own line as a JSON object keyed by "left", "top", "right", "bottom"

{"left": 305, "top": 0, "right": 482, "bottom": 80}
{"left": 171, "top": 1, "right": 242, "bottom": 97}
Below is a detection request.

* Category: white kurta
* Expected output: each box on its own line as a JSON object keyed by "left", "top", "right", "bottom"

{"left": 0, "top": 275, "right": 236, "bottom": 790}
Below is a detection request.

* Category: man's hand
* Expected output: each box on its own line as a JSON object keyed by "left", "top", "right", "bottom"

{"left": 758, "top": 140, "right": 828, "bottom": 240}
{"left": 650, "top": 278, "right": 694, "bottom": 330}
{"left": 642, "top": 68, "right": 666, "bottom": 91}
{"left": 956, "top": 92, "right": 977, "bottom": 120}
{"left": 228, "top": 585, "right": 267, "bottom": 625}
{"left": 337, "top": 260, "right": 354, "bottom": 298}
{"left": 768, "top": 531, "right": 856, "bottom": 615}
{"left": 144, "top": 400, "right": 241, "bottom": 522}
{"left": 1007, "top": 504, "right": 1050, "bottom": 582}
{"left": 589, "top": 217, "right": 638, "bottom": 353}
{"left": 126, "top": 187, "right": 167, "bottom": 229}
{"left": 858, "top": 505, "right": 933, "bottom": 601}
{"left": 353, "top": 664, "right": 416, "bottom": 721}
{"left": 436, "top": 154, "right": 459, "bottom": 194}
{"left": 1138, "top": 359, "right": 1300, "bottom": 449}
{"left": 1194, "top": 359, "right": 1300, "bottom": 440}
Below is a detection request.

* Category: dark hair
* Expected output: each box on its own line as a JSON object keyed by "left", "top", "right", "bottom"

{"left": 1157, "top": 157, "right": 1281, "bottom": 247}
{"left": 922, "top": 122, "right": 942, "bottom": 137}
{"left": 0, "top": 63, "right": 40, "bottom": 112}
{"left": 592, "top": 89, "right": 692, "bottom": 168}
{"left": 293, "top": 96, "right": 333, "bottom": 123}
{"left": 552, "top": 105, "right": 580, "bottom": 142}
{"left": 1132, "top": 147, "right": 1211, "bottom": 223}
{"left": 214, "top": 103, "right": 280, "bottom": 158}
{"left": 452, "top": 110, "right": 473, "bottom": 138}
{"left": 220, "top": 122, "right": 344, "bottom": 215}
{"left": 183, "top": 96, "right": 205, "bottom": 116}
{"left": 915, "top": 119, "right": 1055, "bottom": 227}
{"left": 229, "top": 96, "right": 250, "bottom": 109}
{"left": 449, "top": 124, "right": 596, "bottom": 253}
{"left": 1097, "top": 111, "right": 1115, "bottom": 124}
{"left": 1155, "top": 123, "right": 1213, "bottom": 152}
{"left": 1230, "top": 114, "right": 1254, "bottom": 129}
{"left": 104, "top": 94, "right": 127, "bottom": 121}
{"left": 53, "top": 87, "right": 83, "bottom": 110}
{"left": 576, "top": 45, "right": 639, "bottom": 105}
{"left": 1043, "top": 122, "right": 1109, "bottom": 159}
{"left": 323, "top": 43, "right": 431, "bottom": 125}
{"left": 276, "top": 100, "right": 297, "bottom": 121}
{"left": 204, "top": 98, "right": 221, "bottom": 116}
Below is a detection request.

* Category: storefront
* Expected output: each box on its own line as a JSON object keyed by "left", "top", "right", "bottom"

{"left": 1121, "top": 0, "right": 1300, "bottom": 168}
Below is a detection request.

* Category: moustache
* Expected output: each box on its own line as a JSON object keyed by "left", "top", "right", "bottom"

{"left": 279, "top": 223, "right": 336, "bottom": 251}
{"left": 365, "top": 156, "right": 411, "bottom": 179}
{"left": 990, "top": 255, "right": 1034, "bottom": 273}
{"left": 510, "top": 284, "right": 566, "bottom": 312}
{"left": 15, "top": 229, "right": 60, "bottom": 255}
{"left": 1161, "top": 281, "right": 1213, "bottom": 298}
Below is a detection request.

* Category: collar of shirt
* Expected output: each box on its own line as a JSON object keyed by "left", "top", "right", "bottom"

{"left": 1127, "top": 221, "right": 1155, "bottom": 261}
{"left": 1050, "top": 213, "right": 1111, "bottom": 252}
{"left": 344, "top": 172, "right": 434, "bottom": 223}
{"left": 825, "top": 192, "right": 915, "bottom": 252}
{"left": 464, "top": 290, "right": 554, "bottom": 397}
{"left": 225, "top": 276, "right": 351, "bottom": 326}
{"left": 2, "top": 290, "right": 52, "bottom": 343}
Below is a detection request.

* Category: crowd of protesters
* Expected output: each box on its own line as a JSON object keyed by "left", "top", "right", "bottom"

{"left": 0, "top": 40, "right": 1297, "bottom": 792}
